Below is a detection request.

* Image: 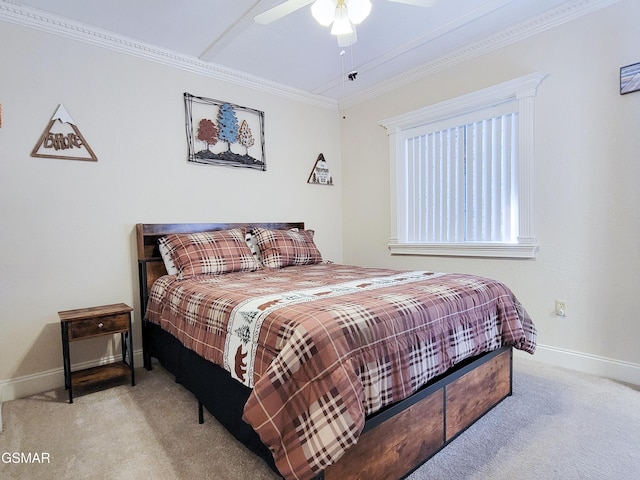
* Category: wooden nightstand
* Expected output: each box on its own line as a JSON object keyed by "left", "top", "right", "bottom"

{"left": 59, "top": 303, "right": 135, "bottom": 403}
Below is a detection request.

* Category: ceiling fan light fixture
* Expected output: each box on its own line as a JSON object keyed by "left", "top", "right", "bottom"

{"left": 346, "top": 0, "right": 371, "bottom": 25}
{"left": 330, "top": 2, "right": 353, "bottom": 35}
{"left": 311, "top": 0, "right": 336, "bottom": 27}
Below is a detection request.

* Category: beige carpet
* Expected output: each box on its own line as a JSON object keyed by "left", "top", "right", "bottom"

{"left": 0, "top": 366, "right": 278, "bottom": 480}
{"left": 1, "top": 356, "right": 639, "bottom": 480}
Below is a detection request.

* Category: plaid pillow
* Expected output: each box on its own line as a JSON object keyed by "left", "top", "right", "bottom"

{"left": 252, "top": 227, "right": 322, "bottom": 269}
{"left": 158, "top": 229, "right": 262, "bottom": 278}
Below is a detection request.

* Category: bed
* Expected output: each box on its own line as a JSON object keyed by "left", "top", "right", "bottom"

{"left": 136, "top": 222, "right": 536, "bottom": 480}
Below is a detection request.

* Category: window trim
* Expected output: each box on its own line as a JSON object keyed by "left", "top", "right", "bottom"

{"left": 380, "top": 72, "right": 547, "bottom": 259}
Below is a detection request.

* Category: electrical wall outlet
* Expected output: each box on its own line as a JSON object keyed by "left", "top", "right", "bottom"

{"left": 555, "top": 300, "right": 567, "bottom": 317}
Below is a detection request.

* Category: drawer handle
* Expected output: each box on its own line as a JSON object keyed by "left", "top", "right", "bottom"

{"left": 98, "top": 322, "right": 104, "bottom": 328}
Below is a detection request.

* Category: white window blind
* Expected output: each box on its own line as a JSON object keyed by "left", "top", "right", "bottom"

{"left": 381, "top": 73, "right": 547, "bottom": 258}
{"left": 402, "top": 112, "right": 518, "bottom": 244}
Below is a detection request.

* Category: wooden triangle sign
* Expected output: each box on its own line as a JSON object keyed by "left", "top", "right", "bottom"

{"left": 31, "top": 105, "right": 97, "bottom": 161}
{"left": 307, "top": 153, "right": 333, "bottom": 185}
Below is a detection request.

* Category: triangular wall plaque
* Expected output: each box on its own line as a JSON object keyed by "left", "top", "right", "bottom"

{"left": 307, "top": 153, "right": 333, "bottom": 185}
{"left": 31, "top": 105, "right": 97, "bottom": 161}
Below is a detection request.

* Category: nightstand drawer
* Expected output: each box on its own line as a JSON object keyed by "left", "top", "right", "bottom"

{"left": 68, "top": 313, "right": 129, "bottom": 340}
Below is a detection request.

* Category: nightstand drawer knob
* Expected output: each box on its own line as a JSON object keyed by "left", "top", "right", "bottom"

{"left": 98, "top": 322, "right": 104, "bottom": 328}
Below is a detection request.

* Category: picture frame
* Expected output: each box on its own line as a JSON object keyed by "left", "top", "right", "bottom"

{"left": 620, "top": 62, "right": 640, "bottom": 95}
{"left": 184, "top": 92, "right": 266, "bottom": 170}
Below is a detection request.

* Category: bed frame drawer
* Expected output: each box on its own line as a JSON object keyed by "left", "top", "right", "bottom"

{"left": 445, "top": 348, "right": 512, "bottom": 441}
{"left": 324, "top": 389, "right": 444, "bottom": 480}
{"left": 320, "top": 347, "right": 512, "bottom": 480}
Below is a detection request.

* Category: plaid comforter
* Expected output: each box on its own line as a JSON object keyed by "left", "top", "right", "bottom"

{"left": 146, "top": 264, "right": 536, "bottom": 480}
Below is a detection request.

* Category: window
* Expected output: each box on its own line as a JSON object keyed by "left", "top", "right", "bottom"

{"left": 380, "top": 73, "right": 546, "bottom": 258}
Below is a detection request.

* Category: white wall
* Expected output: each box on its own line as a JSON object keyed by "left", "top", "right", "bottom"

{"left": 340, "top": 0, "right": 640, "bottom": 384}
{"left": 2, "top": 1, "right": 639, "bottom": 404}
{"left": 0, "top": 21, "right": 343, "bottom": 398}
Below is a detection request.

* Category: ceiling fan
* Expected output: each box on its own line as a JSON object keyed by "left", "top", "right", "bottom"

{"left": 255, "top": 0, "right": 437, "bottom": 30}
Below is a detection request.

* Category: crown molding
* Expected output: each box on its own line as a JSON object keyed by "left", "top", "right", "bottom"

{"left": 0, "top": 1, "right": 338, "bottom": 110}
{"left": 340, "top": 0, "right": 623, "bottom": 109}
{"left": 0, "top": 0, "right": 622, "bottom": 110}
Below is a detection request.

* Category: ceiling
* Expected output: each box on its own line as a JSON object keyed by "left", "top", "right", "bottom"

{"left": 4, "top": 0, "right": 591, "bottom": 104}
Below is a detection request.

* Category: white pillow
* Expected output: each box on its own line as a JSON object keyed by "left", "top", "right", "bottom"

{"left": 244, "top": 231, "right": 263, "bottom": 264}
{"left": 158, "top": 239, "right": 179, "bottom": 275}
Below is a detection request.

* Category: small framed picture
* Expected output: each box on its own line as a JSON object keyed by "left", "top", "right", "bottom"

{"left": 620, "top": 62, "right": 640, "bottom": 95}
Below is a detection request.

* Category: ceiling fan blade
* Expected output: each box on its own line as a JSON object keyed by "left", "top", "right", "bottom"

{"left": 387, "top": 0, "right": 437, "bottom": 7}
{"left": 254, "top": 0, "right": 315, "bottom": 25}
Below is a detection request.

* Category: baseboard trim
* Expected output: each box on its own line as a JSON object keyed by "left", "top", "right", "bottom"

{"left": 0, "top": 349, "right": 144, "bottom": 404}
{"left": 514, "top": 343, "right": 640, "bottom": 386}
{"left": 1, "top": 344, "right": 637, "bottom": 430}
{"left": 3, "top": 346, "right": 638, "bottom": 399}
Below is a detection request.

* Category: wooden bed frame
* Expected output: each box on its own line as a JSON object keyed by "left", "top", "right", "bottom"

{"left": 136, "top": 222, "right": 513, "bottom": 480}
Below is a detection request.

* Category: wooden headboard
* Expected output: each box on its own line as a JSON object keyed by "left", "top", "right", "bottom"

{"left": 136, "top": 222, "right": 305, "bottom": 321}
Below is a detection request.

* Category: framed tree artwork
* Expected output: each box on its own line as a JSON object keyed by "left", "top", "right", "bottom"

{"left": 184, "top": 92, "right": 266, "bottom": 170}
